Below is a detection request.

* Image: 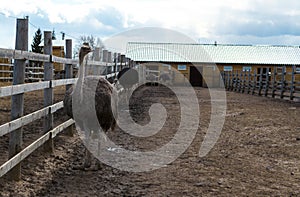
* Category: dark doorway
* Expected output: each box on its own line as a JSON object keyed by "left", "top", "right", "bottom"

{"left": 190, "top": 66, "right": 203, "bottom": 87}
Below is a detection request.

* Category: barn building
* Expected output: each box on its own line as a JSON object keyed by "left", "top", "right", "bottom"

{"left": 126, "top": 42, "right": 300, "bottom": 87}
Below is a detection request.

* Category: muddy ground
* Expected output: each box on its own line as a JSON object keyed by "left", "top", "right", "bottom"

{"left": 0, "top": 84, "right": 300, "bottom": 196}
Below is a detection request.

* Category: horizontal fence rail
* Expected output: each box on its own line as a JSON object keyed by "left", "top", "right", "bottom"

{"left": 0, "top": 18, "right": 134, "bottom": 180}
{"left": 0, "top": 119, "right": 75, "bottom": 178}
{"left": 221, "top": 65, "right": 300, "bottom": 101}
{"left": 0, "top": 78, "right": 78, "bottom": 97}
{"left": 0, "top": 101, "right": 64, "bottom": 137}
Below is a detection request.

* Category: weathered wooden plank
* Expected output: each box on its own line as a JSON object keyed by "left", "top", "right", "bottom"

{"left": 43, "top": 31, "right": 54, "bottom": 153}
{"left": 252, "top": 71, "right": 257, "bottom": 95}
{"left": 242, "top": 71, "right": 246, "bottom": 93}
{"left": 0, "top": 49, "right": 77, "bottom": 64}
{"left": 108, "top": 52, "right": 112, "bottom": 63}
{"left": 0, "top": 63, "right": 13, "bottom": 67}
{"left": 0, "top": 78, "right": 78, "bottom": 97}
{"left": 52, "top": 78, "right": 77, "bottom": 87}
{"left": 65, "top": 39, "right": 73, "bottom": 92}
{"left": 14, "top": 50, "right": 50, "bottom": 62}
{"left": 0, "top": 48, "right": 14, "bottom": 59}
{"left": 264, "top": 68, "right": 270, "bottom": 97}
{"left": 105, "top": 73, "right": 118, "bottom": 79}
{"left": 0, "top": 77, "right": 13, "bottom": 80}
{"left": 0, "top": 81, "right": 49, "bottom": 97}
{"left": 86, "top": 60, "right": 114, "bottom": 67}
{"left": 290, "top": 65, "right": 295, "bottom": 100}
{"left": 0, "top": 101, "right": 63, "bottom": 137}
{"left": 227, "top": 72, "right": 230, "bottom": 91}
{"left": 0, "top": 132, "right": 50, "bottom": 178}
{"left": 51, "top": 119, "right": 75, "bottom": 138}
{"left": 234, "top": 71, "right": 238, "bottom": 92}
{"left": 258, "top": 68, "right": 263, "bottom": 96}
{"left": 0, "top": 119, "right": 74, "bottom": 178}
{"left": 246, "top": 71, "right": 251, "bottom": 94}
{"left": 102, "top": 50, "right": 108, "bottom": 62}
{"left": 280, "top": 66, "right": 286, "bottom": 99}
{"left": 271, "top": 67, "right": 277, "bottom": 98}
{"left": 8, "top": 18, "right": 28, "bottom": 180}
{"left": 52, "top": 55, "right": 78, "bottom": 65}
{"left": 0, "top": 70, "right": 13, "bottom": 73}
{"left": 25, "top": 66, "right": 44, "bottom": 70}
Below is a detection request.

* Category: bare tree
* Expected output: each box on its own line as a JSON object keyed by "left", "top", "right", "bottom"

{"left": 74, "top": 35, "right": 105, "bottom": 58}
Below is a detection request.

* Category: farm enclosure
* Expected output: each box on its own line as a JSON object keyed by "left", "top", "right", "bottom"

{"left": 1, "top": 17, "right": 300, "bottom": 196}
{"left": 0, "top": 18, "right": 132, "bottom": 181}
{"left": 0, "top": 86, "right": 300, "bottom": 196}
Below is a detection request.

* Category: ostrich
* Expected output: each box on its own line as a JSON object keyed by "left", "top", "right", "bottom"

{"left": 64, "top": 43, "right": 117, "bottom": 170}
{"left": 116, "top": 67, "right": 139, "bottom": 104}
{"left": 146, "top": 73, "right": 158, "bottom": 86}
{"left": 159, "top": 72, "right": 172, "bottom": 85}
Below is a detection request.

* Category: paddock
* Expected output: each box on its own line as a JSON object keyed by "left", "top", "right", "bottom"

{"left": 0, "top": 86, "right": 299, "bottom": 196}
{"left": 1, "top": 18, "right": 300, "bottom": 196}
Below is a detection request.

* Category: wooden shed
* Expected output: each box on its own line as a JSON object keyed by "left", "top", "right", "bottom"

{"left": 126, "top": 42, "right": 300, "bottom": 87}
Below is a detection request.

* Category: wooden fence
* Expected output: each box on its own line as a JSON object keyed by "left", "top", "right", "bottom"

{"left": 221, "top": 65, "right": 300, "bottom": 101}
{"left": 0, "top": 18, "right": 133, "bottom": 180}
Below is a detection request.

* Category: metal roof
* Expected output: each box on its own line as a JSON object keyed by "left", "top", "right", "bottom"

{"left": 125, "top": 42, "right": 300, "bottom": 65}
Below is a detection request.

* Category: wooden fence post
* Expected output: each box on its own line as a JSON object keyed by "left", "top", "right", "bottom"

{"left": 280, "top": 66, "right": 286, "bottom": 99}
{"left": 242, "top": 71, "right": 246, "bottom": 93}
{"left": 114, "top": 53, "right": 117, "bottom": 79}
{"left": 121, "top": 55, "right": 125, "bottom": 70}
{"left": 247, "top": 71, "right": 251, "bottom": 94}
{"left": 93, "top": 47, "right": 100, "bottom": 74}
{"left": 290, "top": 65, "right": 295, "bottom": 100}
{"left": 127, "top": 58, "right": 130, "bottom": 67}
{"left": 252, "top": 70, "right": 257, "bottom": 95}
{"left": 272, "top": 67, "right": 277, "bottom": 98}
{"left": 108, "top": 52, "right": 112, "bottom": 63}
{"left": 102, "top": 50, "right": 108, "bottom": 63}
{"left": 8, "top": 18, "right": 28, "bottom": 181}
{"left": 222, "top": 72, "right": 226, "bottom": 88}
{"left": 65, "top": 39, "right": 72, "bottom": 91}
{"left": 230, "top": 71, "right": 233, "bottom": 91}
{"left": 65, "top": 39, "right": 74, "bottom": 136}
{"left": 258, "top": 68, "right": 263, "bottom": 96}
{"left": 234, "top": 71, "right": 238, "bottom": 92}
{"left": 238, "top": 71, "right": 242, "bottom": 92}
{"left": 102, "top": 50, "right": 109, "bottom": 77}
{"left": 127, "top": 58, "right": 131, "bottom": 68}
{"left": 227, "top": 72, "right": 230, "bottom": 91}
{"left": 43, "top": 31, "right": 54, "bottom": 153}
{"left": 264, "top": 68, "right": 270, "bottom": 97}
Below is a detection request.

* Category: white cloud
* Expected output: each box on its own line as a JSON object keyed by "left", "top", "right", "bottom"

{"left": 1, "top": 0, "right": 300, "bottom": 48}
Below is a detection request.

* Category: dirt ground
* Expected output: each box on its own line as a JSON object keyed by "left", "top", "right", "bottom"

{"left": 0, "top": 84, "right": 300, "bottom": 196}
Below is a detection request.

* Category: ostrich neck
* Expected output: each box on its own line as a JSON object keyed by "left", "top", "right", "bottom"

{"left": 76, "top": 59, "right": 86, "bottom": 102}
{"left": 78, "top": 62, "right": 85, "bottom": 82}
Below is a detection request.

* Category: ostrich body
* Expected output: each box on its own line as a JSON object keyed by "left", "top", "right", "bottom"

{"left": 63, "top": 43, "right": 117, "bottom": 170}
{"left": 146, "top": 73, "right": 158, "bottom": 86}
{"left": 159, "top": 72, "right": 172, "bottom": 85}
{"left": 117, "top": 67, "right": 139, "bottom": 89}
{"left": 116, "top": 67, "right": 139, "bottom": 104}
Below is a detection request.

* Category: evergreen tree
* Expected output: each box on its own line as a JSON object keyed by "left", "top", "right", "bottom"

{"left": 31, "top": 28, "right": 43, "bottom": 53}
{"left": 30, "top": 28, "right": 43, "bottom": 69}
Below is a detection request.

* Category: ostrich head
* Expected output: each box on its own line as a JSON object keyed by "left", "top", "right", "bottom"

{"left": 79, "top": 42, "right": 92, "bottom": 65}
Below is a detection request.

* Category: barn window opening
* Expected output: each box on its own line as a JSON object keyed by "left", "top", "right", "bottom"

{"left": 224, "top": 66, "right": 233, "bottom": 71}
{"left": 243, "top": 66, "right": 251, "bottom": 72}
{"left": 178, "top": 65, "right": 187, "bottom": 71}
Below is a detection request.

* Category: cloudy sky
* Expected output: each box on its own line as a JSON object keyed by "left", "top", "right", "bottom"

{"left": 1, "top": 0, "right": 300, "bottom": 51}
